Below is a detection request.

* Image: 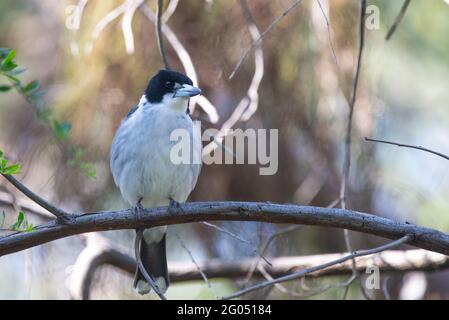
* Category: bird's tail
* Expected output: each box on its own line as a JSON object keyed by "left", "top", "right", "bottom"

{"left": 134, "top": 227, "right": 169, "bottom": 295}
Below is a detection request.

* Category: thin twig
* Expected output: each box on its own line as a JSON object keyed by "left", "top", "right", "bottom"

{"left": 121, "top": 0, "right": 144, "bottom": 54}
{"left": 315, "top": 0, "right": 338, "bottom": 65}
{"left": 365, "top": 137, "right": 449, "bottom": 161}
{"left": 156, "top": 0, "right": 170, "bottom": 69}
{"left": 86, "top": 1, "right": 129, "bottom": 53}
{"left": 385, "top": 0, "right": 411, "bottom": 41}
{"left": 202, "top": 0, "right": 265, "bottom": 156}
{"left": 223, "top": 234, "right": 413, "bottom": 300}
{"left": 228, "top": 0, "right": 303, "bottom": 80}
{"left": 174, "top": 231, "right": 219, "bottom": 298}
{"left": 339, "top": 0, "right": 367, "bottom": 299}
{"left": 1, "top": 174, "right": 69, "bottom": 220}
{"left": 134, "top": 228, "right": 167, "bottom": 300}
{"left": 162, "top": 0, "right": 179, "bottom": 23}
{"left": 200, "top": 221, "right": 271, "bottom": 266}
{"left": 243, "top": 225, "right": 301, "bottom": 284}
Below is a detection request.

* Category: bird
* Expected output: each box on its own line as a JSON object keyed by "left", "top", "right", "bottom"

{"left": 110, "top": 69, "right": 202, "bottom": 295}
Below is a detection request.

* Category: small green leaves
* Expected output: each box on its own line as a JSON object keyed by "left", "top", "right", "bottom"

{"left": 80, "top": 162, "right": 97, "bottom": 179}
{"left": 24, "top": 80, "right": 39, "bottom": 94}
{"left": 0, "top": 48, "right": 94, "bottom": 180}
{"left": 0, "top": 149, "right": 21, "bottom": 175}
{"left": 10, "top": 211, "right": 34, "bottom": 232}
{"left": 0, "top": 49, "right": 18, "bottom": 72}
{"left": 52, "top": 120, "right": 72, "bottom": 140}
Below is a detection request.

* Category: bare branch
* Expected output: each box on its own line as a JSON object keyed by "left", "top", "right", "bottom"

{"left": 69, "top": 244, "right": 449, "bottom": 299}
{"left": 174, "top": 230, "right": 216, "bottom": 297}
{"left": 339, "top": 0, "right": 367, "bottom": 299}
{"left": 365, "top": 137, "right": 449, "bottom": 161}
{"left": 200, "top": 221, "right": 271, "bottom": 266}
{"left": 340, "top": 0, "right": 366, "bottom": 210}
{"left": 121, "top": 0, "right": 143, "bottom": 54}
{"left": 162, "top": 0, "right": 179, "bottom": 23}
{"left": 156, "top": 0, "right": 170, "bottom": 69}
{"left": 1, "top": 174, "right": 69, "bottom": 220}
{"left": 243, "top": 225, "right": 301, "bottom": 284}
{"left": 1, "top": 201, "right": 449, "bottom": 257}
{"left": 223, "top": 234, "right": 413, "bottom": 299}
{"left": 315, "top": 0, "right": 338, "bottom": 64}
{"left": 228, "top": 0, "right": 303, "bottom": 80}
{"left": 0, "top": 191, "right": 53, "bottom": 221}
{"left": 85, "top": 1, "right": 129, "bottom": 54}
{"left": 385, "top": 0, "right": 411, "bottom": 41}
{"left": 202, "top": 0, "right": 265, "bottom": 156}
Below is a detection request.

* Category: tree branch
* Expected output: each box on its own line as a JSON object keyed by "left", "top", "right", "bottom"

{"left": 385, "top": 0, "right": 411, "bottom": 41}
{"left": 339, "top": 0, "right": 367, "bottom": 298}
{"left": 70, "top": 245, "right": 449, "bottom": 299}
{"left": 156, "top": 0, "right": 170, "bottom": 69}
{"left": 1, "top": 201, "right": 449, "bottom": 257}
{"left": 365, "top": 137, "right": 449, "bottom": 161}
{"left": 228, "top": 0, "right": 303, "bottom": 79}
{"left": 223, "top": 234, "right": 413, "bottom": 299}
{"left": 1, "top": 174, "right": 69, "bottom": 220}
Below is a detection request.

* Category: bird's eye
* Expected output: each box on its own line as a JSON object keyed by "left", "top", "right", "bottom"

{"left": 165, "top": 81, "right": 173, "bottom": 88}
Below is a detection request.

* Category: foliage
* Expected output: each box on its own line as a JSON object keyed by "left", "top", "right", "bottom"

{"left": 0, "top": 48, "right": 96, "bottom": 179}
{"left": 0, "top": 210, "right": 34, "bottom": 232}
{"left": 0, "top": 149, "right": 20, "bottom": 175}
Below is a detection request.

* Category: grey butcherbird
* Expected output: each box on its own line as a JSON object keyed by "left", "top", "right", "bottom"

{"left": 110, "top": 70, "right": 202, "bottom": 295}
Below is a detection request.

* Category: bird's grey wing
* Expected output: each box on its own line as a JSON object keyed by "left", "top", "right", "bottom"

{"left": 126, "top": 105, "right": 139, "bottom": 118}
{"left": 110, "top": 105, "right": 138, "bottom": 186}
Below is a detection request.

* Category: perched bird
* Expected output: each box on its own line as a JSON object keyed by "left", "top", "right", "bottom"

{"left": 110, "top": 69, "right": 202, "bottom": 295}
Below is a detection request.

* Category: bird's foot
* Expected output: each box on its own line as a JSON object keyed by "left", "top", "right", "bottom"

{"left": 133, "top": 199, "right": 145, "bottom": 219}
{"left": 168, "top": 198, "right": 184, "bottom": 215}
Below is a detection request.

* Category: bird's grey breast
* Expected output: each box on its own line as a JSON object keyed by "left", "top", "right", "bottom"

{"left": 110, "top": 105, "right": 201, "bottom": 206}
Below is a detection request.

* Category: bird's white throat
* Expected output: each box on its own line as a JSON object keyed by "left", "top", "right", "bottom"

{"left": 140, "top": 94, "right": 189, "bottom": 113}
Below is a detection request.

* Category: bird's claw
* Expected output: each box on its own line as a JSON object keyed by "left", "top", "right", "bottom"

{"left": 168, "top": 199, "right": 183, "bottom": 215}
{"left": 133, "top": 199, "right": 145, "bottom": 219}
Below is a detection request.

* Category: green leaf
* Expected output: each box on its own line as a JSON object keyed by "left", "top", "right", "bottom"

{"left": 3, "top": 163, "right": 21, "bottom": 174}
{"left": 4, "top": 73, "right": 20, "bottom": 85}
{"left": 0, "top": 85, "right": 11, "bottom": 92}
{"left": 11, "top": 211, "right": 25, "bottom": 231}
{"left": 8, "top": 67, "right": 26, "bottom": 76}
{"left": 0, "top": 60, "right": 17, "bottom": 72}
{"left": 1, "top": 49, "right": 15, "bottom": 63}
{"left": 80, "top": 162, "right": 97, "bottom": 179}
{"left": 53, "top": 120, "right": 72, "bottom": 140}
{"left": 24, "top": 80, "right": 39, "bottom": 94}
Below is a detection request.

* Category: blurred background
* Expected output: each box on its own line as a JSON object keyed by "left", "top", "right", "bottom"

{"left": 1, "top": 0, "right": 449, "bottom": 300}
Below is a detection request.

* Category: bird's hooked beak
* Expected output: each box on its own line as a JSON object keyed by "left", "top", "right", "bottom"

{"left": 173, "top": 84, "right": 202, "bottom": 98}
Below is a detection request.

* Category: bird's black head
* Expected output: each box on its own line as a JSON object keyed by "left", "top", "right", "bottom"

{"left": 144, "top": 69, "right": 200, "bottom": 103}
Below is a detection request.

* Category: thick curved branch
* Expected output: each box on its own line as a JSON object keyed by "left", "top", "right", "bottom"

{"left": 1, "top": 201, "right": 449, "bottom": 257}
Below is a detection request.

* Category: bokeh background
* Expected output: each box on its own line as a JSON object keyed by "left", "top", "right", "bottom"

{"left": 1, "top": 0, "right": 449, "bottom": 299}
